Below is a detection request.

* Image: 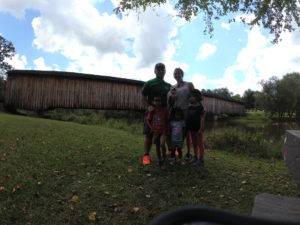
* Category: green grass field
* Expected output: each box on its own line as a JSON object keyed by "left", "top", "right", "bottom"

{"left": 0, "top": 112, "right": 299, "bottom": 225}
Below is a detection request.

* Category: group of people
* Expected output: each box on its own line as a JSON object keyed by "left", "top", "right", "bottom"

{"left": 141, "top": 63, "right": 205, "bottom": 169}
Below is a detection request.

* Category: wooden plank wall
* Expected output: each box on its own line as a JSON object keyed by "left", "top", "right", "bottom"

{"left": 5, "top": 75, "right": 144, "bottom": 111}
{"left": 203, "top": 96, "right": 245, "bottom": 115}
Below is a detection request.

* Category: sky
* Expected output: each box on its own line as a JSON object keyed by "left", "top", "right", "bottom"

{"left": 1, "top": 0, "right": 300, "bottom": 95}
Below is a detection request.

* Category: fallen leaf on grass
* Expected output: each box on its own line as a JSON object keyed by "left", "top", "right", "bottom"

{"left": 12, "top": 184, "right": 24, "bottom": 192}
{"left": 241, "top": 180, "right": 247, "bottom": 185}
{"left": 145, "top": 194, "right": 151, "bottom": 198}
{"left": 219, "top": 195, "right": 224, "bottom": 198}
{"left": 0, "top": 186, "right": 5, "bottom": 191}
{"left": 69, "top": 195, "right": 79, "bottom": 202}
{"left": 104, "top": 191, "right": 110, "bottom": 195}
{"left": 127, "top": 168, "right": 133, "bottom": 173}
{"left": 131, "top": 207, "right": 140, "bottom": 213}
{"left": 69, "top": 171, "right": 78, "bottom": 176}
{"left": 88, "top": 211, "right": 97, "bottom": 221}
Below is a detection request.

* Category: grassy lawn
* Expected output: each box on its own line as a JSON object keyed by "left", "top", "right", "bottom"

{"left": 0, "top": 112, "right": 299, "bottom": 225}
{"left": 228, "top": 110, "right": 270, "bottom": 125}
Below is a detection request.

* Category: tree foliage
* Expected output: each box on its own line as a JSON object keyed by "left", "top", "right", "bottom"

{"left": 260, "top": 73, "right": 300, "bottom": 119}
{"left": 115, "top": 0, "right": 300, "bottom": 43}
{"left": 212, "top": 87, "right": 233, "bottom": 99}
{"left": 0, "top": 35, "right": 15, "bottom": 76}
{"left": 0, "top": 35, "right": 15, "bottom": 102}
{"left": 243, "top": 89, "right": 255, "bottom": 109}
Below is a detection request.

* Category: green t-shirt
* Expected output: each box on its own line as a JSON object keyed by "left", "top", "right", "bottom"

{"left": 141, "top": 78, "right": 171, "bottom": 107}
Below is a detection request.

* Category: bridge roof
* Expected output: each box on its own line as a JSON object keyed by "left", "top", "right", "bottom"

{"left": 202, "top": 92, "right": 244, "bottom": 105}
{"left": 7, "top": 70, "right": 145, "bottom": 86}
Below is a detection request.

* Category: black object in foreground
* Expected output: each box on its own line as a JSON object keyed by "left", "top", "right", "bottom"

{"left": 147, "top": 206, "right": 300, "bottom": 225}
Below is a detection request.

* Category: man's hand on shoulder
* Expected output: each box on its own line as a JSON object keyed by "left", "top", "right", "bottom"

{"left": 148, "top": 105, "right": 154, "bottom": 112}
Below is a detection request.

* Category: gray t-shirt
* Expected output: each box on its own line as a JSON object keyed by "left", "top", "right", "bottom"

{"left": 168, "top": 82, "right": 192, "bottom": 110}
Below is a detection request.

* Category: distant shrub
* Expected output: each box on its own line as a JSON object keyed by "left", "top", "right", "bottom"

{"left": 205, "top": 128, "right": 283, "bottom": 159}
{"left": 43, "top": 109, "right": 143, "bottom": 134}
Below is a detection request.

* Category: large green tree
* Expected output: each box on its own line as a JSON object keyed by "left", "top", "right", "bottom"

{"left": 243, "top": 89, "right": 255, "bottom": 109}
{"left": 115, "top": 0, "right": 300, "bottom": 43}
{"left": 212, "top": 87, "right": 233, "bottom": 99}
{"left": 260, "top": 73, "right": 300, "bottom": 119}
{"left": 0, "top": 35, "right": 15, "bottom": 76}
{"left": 0, "top": 35, "right": 15, "bottom": 102}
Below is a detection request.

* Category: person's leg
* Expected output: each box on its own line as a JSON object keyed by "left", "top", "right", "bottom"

{"left": 185, "top": 131, "right": 192, "bottom": 159}
{"left": 198, "top": 132, "right": 205, "bottom": 162}
{"left": 142, "top": 115, "right": 152, "bottom": 165}
{"left": 159, "top": 133, "right": 167, "bottom": 158}
{"left": 144, "top": 135, "right": 152, "bottom": 155}
{"left": 157, "top": 133, "right": 166, "bottom": 169}
{"left": 166, "top": 134, "right": 173, "bottom": 156}
{"left": 190, "top": 131, "right": 199, "bottom": 162}
{"left": 155, "top": 142, "right": 161, "bottom": 159}
{"left": 191, "top": 131, "right": 205, "bottom": 166}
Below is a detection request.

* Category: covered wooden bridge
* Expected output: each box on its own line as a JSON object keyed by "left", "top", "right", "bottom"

{"left": 4, "top": 70, "right": 245, "bottom": 115}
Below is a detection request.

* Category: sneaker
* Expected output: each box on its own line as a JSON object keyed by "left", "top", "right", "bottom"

{"left": 168, "top": 150, "right": 176, "bottom": 158}
{"left": 184, "top": 153, "right": 193, "bottom": 161}
{"left": 169, "top": 157, "right": 176, "bottom": 166}
{"left": 177, "top": 158, "right": 186, "bottom": 165}
{"left": 190, "top": 156, "right": 198, "bottom": 164}
{"left": 142, "top": 155, "right": 151, "bottom": 165}
{"left": 192, "top": 159, "right": 204, "bottom": 166}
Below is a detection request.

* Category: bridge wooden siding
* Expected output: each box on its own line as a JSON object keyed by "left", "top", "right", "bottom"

{"left": 5, "top": 70, "right": 245, "bottom": 115}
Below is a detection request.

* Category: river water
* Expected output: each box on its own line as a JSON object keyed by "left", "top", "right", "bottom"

{"left": 205, "top": 120, "right": 300, "bottom": 143}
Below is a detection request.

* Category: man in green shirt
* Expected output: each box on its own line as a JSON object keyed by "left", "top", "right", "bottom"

{"left": 141, "top": 63, "right": 171, "bottom": 165}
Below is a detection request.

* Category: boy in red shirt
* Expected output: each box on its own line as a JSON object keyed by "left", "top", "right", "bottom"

{"left": 146, "top": 96, "right": 169, "bottom": 169}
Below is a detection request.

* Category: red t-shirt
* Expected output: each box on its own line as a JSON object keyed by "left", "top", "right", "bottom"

{"left": 146, "top": 108, "right": 169, "bottom": 133}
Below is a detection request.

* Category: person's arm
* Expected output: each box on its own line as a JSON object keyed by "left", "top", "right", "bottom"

{"left": 165, "top": 109, "right": 170, "bottom": 134}
{"left": 146, "top": 112, "right": 153, "bottom": 131}
{"left": 142, "top": 95, "right": 154, "bottom": 112}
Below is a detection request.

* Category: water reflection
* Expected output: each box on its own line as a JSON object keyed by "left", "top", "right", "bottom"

{"left": 205, "top": 120, "right": 300, "bottom": 142}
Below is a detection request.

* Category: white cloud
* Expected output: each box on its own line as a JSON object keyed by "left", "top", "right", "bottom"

{"left": 210, "top": 25, "right": 300, "bottom": 95}
{"left": 5, "top": 54, "right": 27, "bottom": 69}
{"left": 33, "top": 57, "right": 53, "bottom": 70}
{"left": 0, "top": 0, "right": 44, "bottom": 18}
{"left": 196, "top": 43, "right": 217, "bottom": 60}
{"left": 0, "top": 0, "right": 186, "bottom": 84}
{"left": 221, "top": 22, "right": 230, "bottom": 30}
{"left": 190, "top": 73, "right": 207, "bottom": 90}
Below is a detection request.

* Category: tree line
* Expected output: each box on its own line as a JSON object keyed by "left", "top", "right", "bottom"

{"left": 202, "top": 73, "right": 300, "bottom": 120}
